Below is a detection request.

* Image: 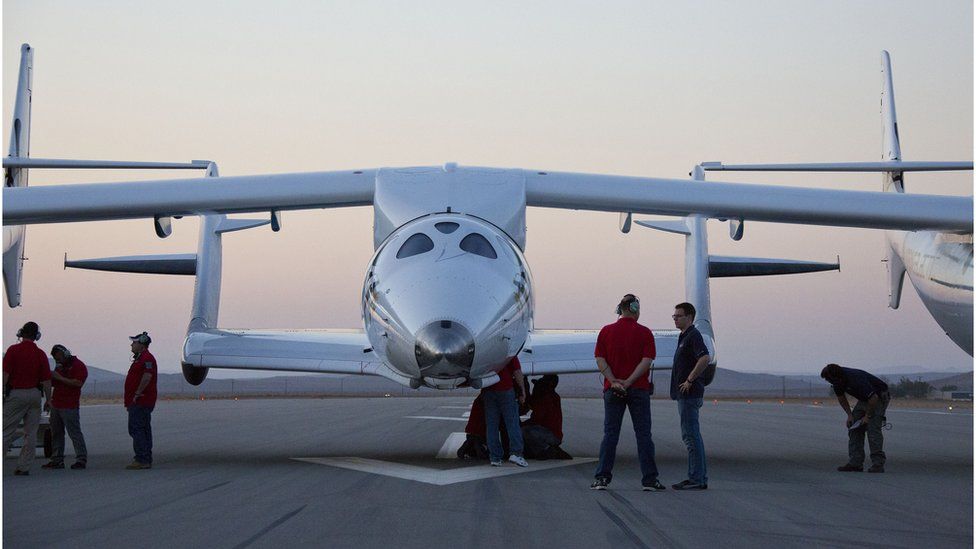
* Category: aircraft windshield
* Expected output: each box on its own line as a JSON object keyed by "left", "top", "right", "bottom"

{"left": 459, "top": 233, "right": 497, "bottom": 259}
{"left": 435, "top": 222, "right": 459, "bottom": 234}
{"left": 396, "top": 233, "right": 435, "bottom": 259}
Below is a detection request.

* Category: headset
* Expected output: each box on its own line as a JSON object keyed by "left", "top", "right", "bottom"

{"left": 16, "top": 322, "right": 41, "bottom": 342}
{"left": 51, "top": 344, "right": 72, "bottom": 361}
{"left": 615, "top": 294, "right": 640, "bottom": 315}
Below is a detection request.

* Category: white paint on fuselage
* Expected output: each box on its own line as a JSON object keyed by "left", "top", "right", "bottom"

{"left": 890, "top": 229, "right": 974, "bottom": 355}
{"left": 363, "top": 213, "right": 533, "bottom": 387}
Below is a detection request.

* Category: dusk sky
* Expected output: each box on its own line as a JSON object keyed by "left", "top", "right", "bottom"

{"left": 3, "top": 1, "right": 973, "bottom": 378}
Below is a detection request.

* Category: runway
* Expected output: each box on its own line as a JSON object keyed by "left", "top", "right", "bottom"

{"left": 4, "top": 397, "right": 972, "bottom": 548}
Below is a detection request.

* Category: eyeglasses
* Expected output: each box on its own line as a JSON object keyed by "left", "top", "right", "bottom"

{"left": 671, "top": 314, "right": 686, "bottom": 319}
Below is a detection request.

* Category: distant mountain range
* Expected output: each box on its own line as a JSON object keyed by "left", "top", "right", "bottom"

{"left": 76, "top": 366, "right": 973, "bottom": 399}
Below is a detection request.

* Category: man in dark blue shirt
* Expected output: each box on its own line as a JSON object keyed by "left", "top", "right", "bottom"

{"left": 821, "top": 363, "right": 891, "bottom": 473}
{"left": 669, "top": 302, "right": 712, "bottom": 490}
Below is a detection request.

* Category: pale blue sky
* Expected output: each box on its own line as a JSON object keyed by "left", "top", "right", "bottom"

{"left": 3, "top": 1, "right": 973, "bottom": 376}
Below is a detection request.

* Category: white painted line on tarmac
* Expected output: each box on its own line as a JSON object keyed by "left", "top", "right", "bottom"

{"left": 293, "top": 456, "right": 597, "bottom": 486}
{"left": 437, "top": 406, "right": 472, "bottom": 409}
{"left": 436, "top": 432, "right": 468, "bottom": 459}
{"left": 462, "top": 411, "right": 470, "bottom": 418}
{"left": 405, "top": 416, "right": 468, "bottom": 422}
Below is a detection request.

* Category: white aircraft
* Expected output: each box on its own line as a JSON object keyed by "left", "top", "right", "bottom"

{"left": 703, "top": 51, "right": 973, "bottom": 356}
{"left": 3, "top": 45, "right": 972, "bottom": 390}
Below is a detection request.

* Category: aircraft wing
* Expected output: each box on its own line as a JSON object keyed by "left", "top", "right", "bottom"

{"left": 518, "top": 329, "right": 679, "bottom": 376}
{"left": 181, "top": 328, "right": 413, "bottom": 385}
{"left": 6, "top": 166, "right": 970, "bottom": 232}
{"left": 524, "top": 170, "right": 972, "bottom": 232}
{"left": 2, "top": 170, "right": 377, "bottom": 225}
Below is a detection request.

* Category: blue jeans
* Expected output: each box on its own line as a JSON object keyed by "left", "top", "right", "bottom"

{"left": 678, "top": 397, "right": 707, "bottom": 484}
{"left": 484, "top": 389, "right": 524, "bottom": 462}
{"left": 127, "top": 405, "right": 153, "bottom": 464}
{"left": 595, "top": 388, "right": 658, "bottom": 485}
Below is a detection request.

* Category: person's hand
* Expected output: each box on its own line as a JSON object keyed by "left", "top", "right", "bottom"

{"left": 845, "top": 415, "right": 854, "bottom": 428}
{"left": 134, "top": 393, "right": 141, "bottom": 402}
{"left": 518, "top": 394, "right": 526, "bottom": 406}
{"left": 679, "top": 381, "right": 692, "bottom": 394}
{"left": 610, "top": 380, "right": 625, "bottom": 392}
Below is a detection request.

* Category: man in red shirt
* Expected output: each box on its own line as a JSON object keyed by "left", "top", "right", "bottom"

{"left": 591, "top": 294, "right": 665, "bottom": 491}
{"left": 2, "top": 321, "right": 53, "bottom": 475}
{"left": 522, "top": 374, "right": 571, "bottom": 460}
{"left": 125, "top": 332, "right": 157, "bottom": 470}
{"left": 483, "top": 356, "right": 528, "bottom": 467}
{"left": 42, "top": 344, "right": 89, "bottom": 470}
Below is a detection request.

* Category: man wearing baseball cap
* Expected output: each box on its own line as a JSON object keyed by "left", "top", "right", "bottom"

{"left": 124, "top": 332, "right": 157, "bottom": 470}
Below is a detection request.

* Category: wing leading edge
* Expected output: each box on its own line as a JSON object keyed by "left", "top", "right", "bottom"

{"left": 181, "top": 329, "right": 414, "bottom": 386}
{"left": 524, "top": 170, "right": 971, "bottom": 232}
{"left": 519, "top": 329, "right": 680, "bottom": 376}
{"left": 3, "top": 169, "right": 377, "bottom": 225}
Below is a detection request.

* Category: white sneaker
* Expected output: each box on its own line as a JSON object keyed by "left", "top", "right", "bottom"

{"left": 509, "top": 455, "right": 528, "bottom": 467}
{"left": 490, "top": 460, "right": 504, "bottom": 467}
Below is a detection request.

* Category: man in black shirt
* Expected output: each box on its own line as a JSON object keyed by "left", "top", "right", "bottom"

{"left": 821, "top": 363, "right": 890, "bottom": 473}
{"left": 669, "top": 302, "right": 712, "bottom": 490}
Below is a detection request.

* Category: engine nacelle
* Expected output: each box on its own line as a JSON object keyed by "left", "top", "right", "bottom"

{"left": 181, "top": 362, "right": 209, "bottom": 385}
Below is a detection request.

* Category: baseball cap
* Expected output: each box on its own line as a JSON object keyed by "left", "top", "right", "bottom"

{"left": 129, "top": 332, "right": 152, "bottom": 345}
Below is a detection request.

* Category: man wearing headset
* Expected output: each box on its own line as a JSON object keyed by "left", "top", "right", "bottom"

{"left": 42, "top": 344, "right": 89, "bottom": 470}
{"left": 591, "top": 294, "right": 666, "bottom": 491}
{"left": 2, "top": 322, "right": 53, "bottom": 475}
{"left": 125, "top": 332, "right": 157, "bottom": 470}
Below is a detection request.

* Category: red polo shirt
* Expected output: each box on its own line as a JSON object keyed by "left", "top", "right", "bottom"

{"left": 486, "top": 357, "right": 521, "bottom": 392}
{"left": 52, "top": 356, "right": 88, "bottom": 409}
{"left": 525, "top": 391, "right": 563, "bottom": 442}
{"left": 594, "top": 317, "right": 656, "bottom": 391}
{"left": 124, "top": 350, "right": 158, "bottom": 408}
{"left": 3, "top": 340, "right": 51, "bottom": 389}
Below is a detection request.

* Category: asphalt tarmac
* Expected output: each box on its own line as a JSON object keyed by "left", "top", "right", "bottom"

{"left": 3, "top": 397, "right": 972, "bottom": 548}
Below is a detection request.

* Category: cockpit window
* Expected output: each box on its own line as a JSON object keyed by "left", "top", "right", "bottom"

{"left": 435, "top": 222, "right": 459, "bottom": 234}
{"left": 396, "top": 233, "right": 435, "bottom": 259}
{"left": 459, "top": 233, "right": 497, "bottom": 259}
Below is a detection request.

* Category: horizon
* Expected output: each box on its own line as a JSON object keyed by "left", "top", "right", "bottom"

{"left": 3, "top": 1, "right": 973, "bottom": 379}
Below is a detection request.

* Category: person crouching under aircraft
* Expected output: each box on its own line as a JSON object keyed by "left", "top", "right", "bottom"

{"left": 670, "top": 302, "right": 712, "bottom": 490}
{"left": 42, "top": 344, "right": 89, "bottom": 470}
{"left": 521, "top": 375, "right": 571, "bottom": 460}
{"left": 821, "top": 363, "right": 890, "bottom": 473}
{"left": 125, "top": 332, "right": 157, "bottom": 470}
{"left": 483, "top": 357, "right": 529, "bottom": 467}
{"left": 591, "top": 294, "right": 665, "bottom": 491}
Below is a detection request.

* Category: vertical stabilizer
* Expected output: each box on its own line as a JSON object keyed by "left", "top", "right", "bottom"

{"left": 881, "top": 50, "right": 904, "bottom": 193}
{"left": 3, "top": 44, "right": 34, "bottom": 307}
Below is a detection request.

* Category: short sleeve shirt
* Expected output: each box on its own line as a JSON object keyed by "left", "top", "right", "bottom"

{"left": 124, "top": 350, "right": 158, "bottom": 408}
{"left": 833, "top": 367, "right": 889, "bottom": 402}
{"left": 52, "top": 357, "right": 88, "bottom": 409}
{"left": 3, "top": 340, "right": 52, "bottom": 389}
{"left": 487, "top": 357, "right": 521, "bottom": 392}
{"left": 594, "top": 317, "right": 656, "bottom": 391}
{"left": 670, "top": 325, "right": 711, "bottom": 400}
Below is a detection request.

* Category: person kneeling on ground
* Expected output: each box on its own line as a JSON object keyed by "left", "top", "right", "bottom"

{"left": 458, "top": 391, "right": 490, "bottom": 460}
{"left": 521, "top": 375, "right": 572, "bottom": 460}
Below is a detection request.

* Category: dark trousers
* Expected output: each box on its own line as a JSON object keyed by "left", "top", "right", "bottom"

{"left": 849, "top": 393, "right": 890, "bottom": 467}
{"left": 595, "top": 388, "right": 659, "bottom": 486}
{"left": 127, "top": 405, "right": 153, "bottom": 464}
{"left": 51, "top": 407, "right": 87, "bottom": 464}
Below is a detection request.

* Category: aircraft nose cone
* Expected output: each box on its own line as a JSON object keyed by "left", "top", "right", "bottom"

{"left": 415, "top": 320, "right": 475, "bottom": 378}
